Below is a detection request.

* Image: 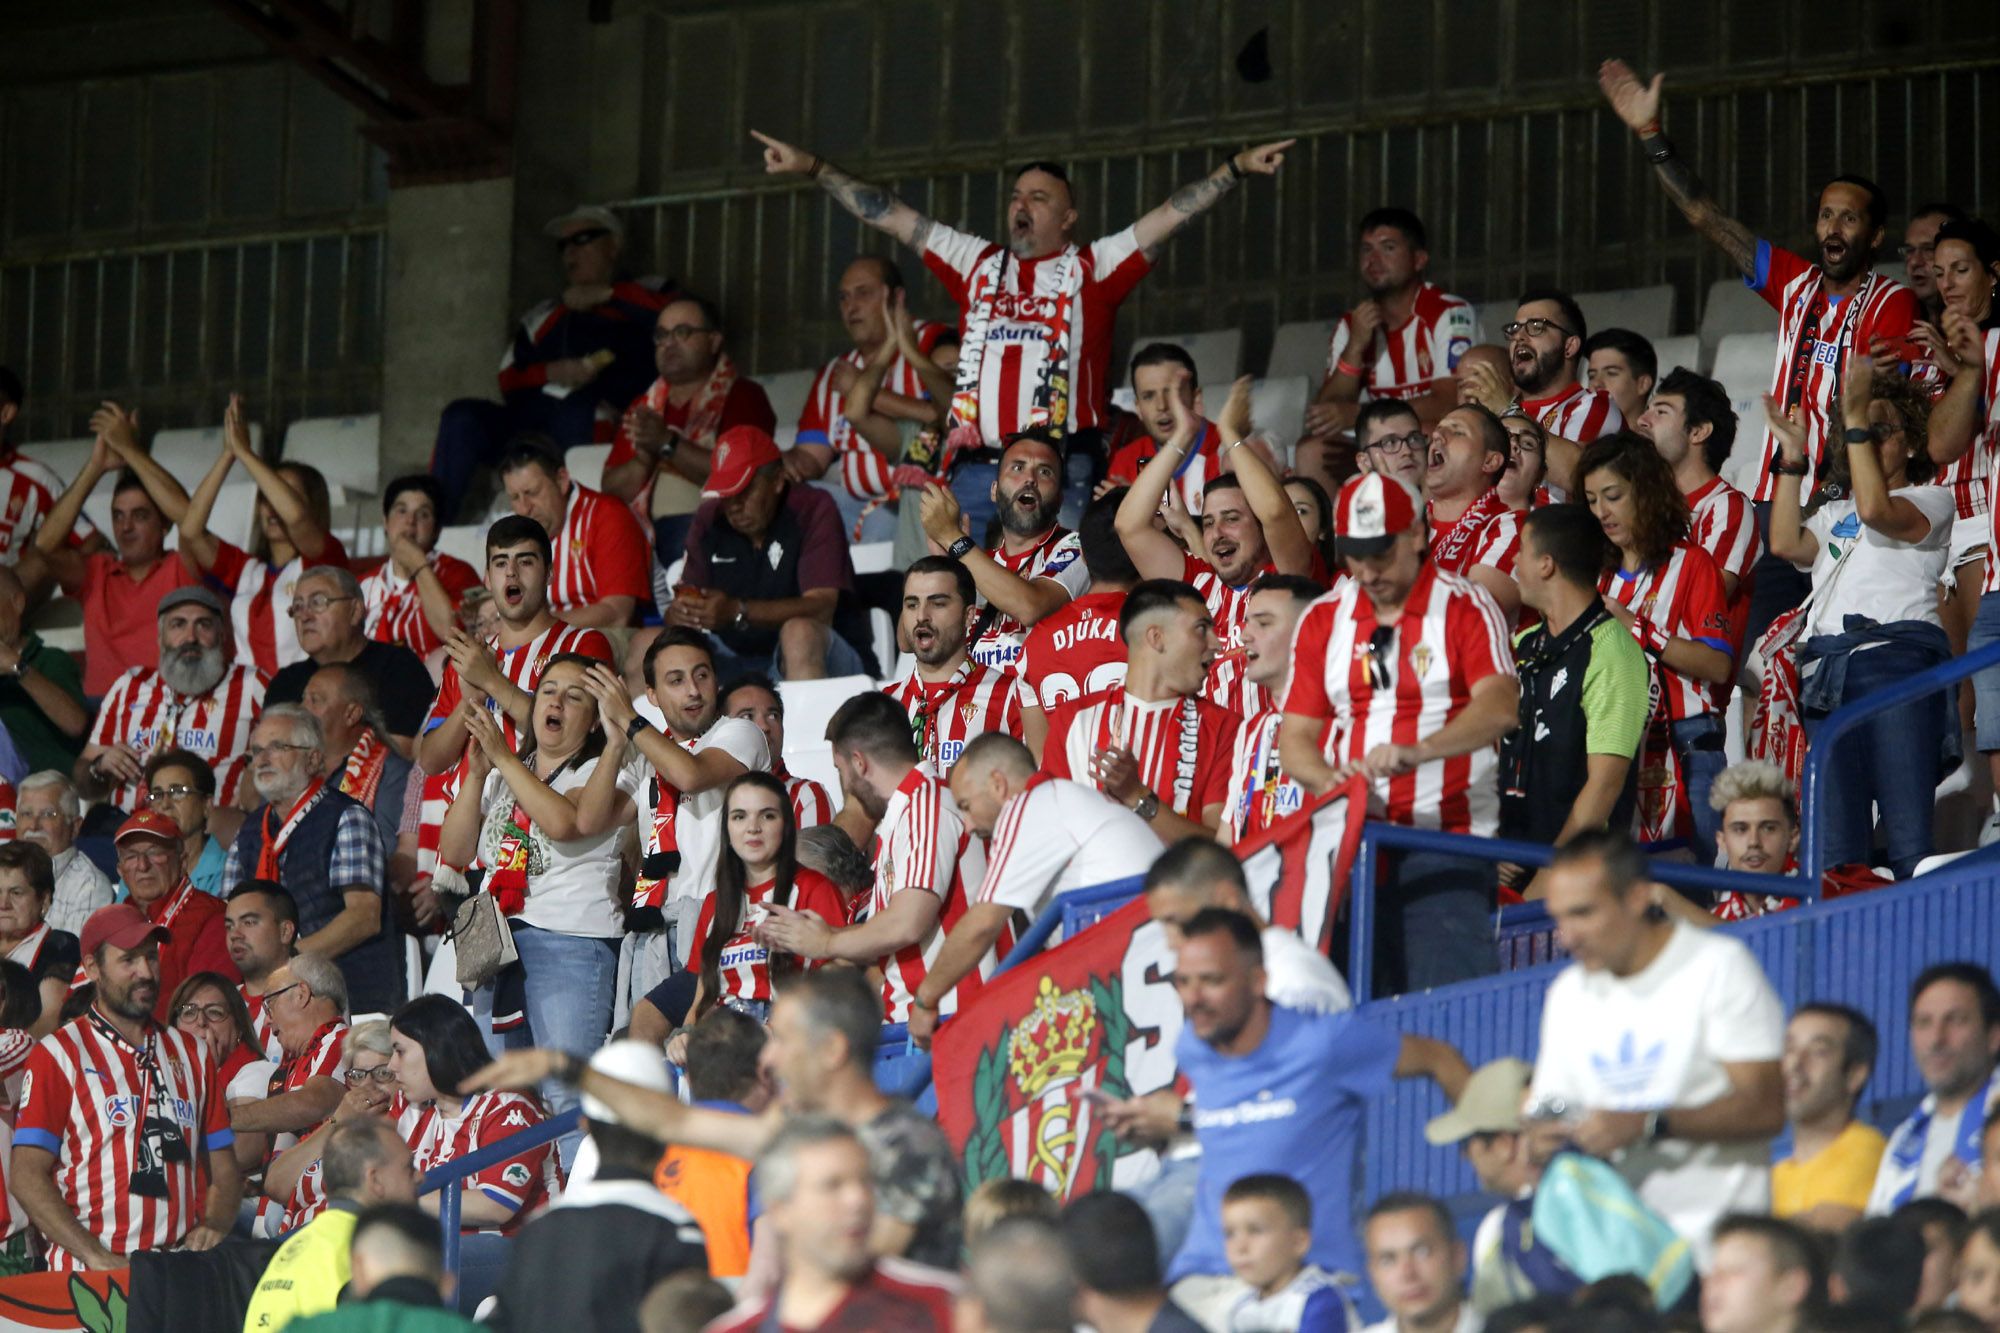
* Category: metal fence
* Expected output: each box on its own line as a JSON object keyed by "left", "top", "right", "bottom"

{"left": 609, "top": 60, "right": 1999, "bottom": 378}
{"left": 0, "top": 225, "right": 386, "bottom": 444}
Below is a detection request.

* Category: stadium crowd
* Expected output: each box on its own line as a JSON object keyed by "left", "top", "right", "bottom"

{"left": 0, "top": 54, "right": 1995, "bottom": 1333}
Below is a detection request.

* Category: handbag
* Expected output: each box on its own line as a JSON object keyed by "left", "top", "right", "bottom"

{"left": 451, "top": 890, "right": 518, "bottom": 990}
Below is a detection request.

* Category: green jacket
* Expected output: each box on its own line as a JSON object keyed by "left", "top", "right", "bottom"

{"left": 285, "top": 1281, "right": 480, "bottom": 1333}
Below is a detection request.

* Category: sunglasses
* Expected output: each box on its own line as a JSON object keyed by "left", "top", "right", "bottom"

{"left": 557, "top": 227, "right": 612, "bottom": 251}
{"left": 1366, "top": 625, "right": 1396, "bottom": 692}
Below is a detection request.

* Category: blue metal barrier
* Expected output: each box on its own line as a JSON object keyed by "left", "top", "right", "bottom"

{"left": 1798, "top": 636, "right": 2000, "bottom": 882}
{"left": 991, "top": 875, "right": 1148, "bottom": 976}
{"left": 419, "top": 1105, "right": 580, "bottom": 1305}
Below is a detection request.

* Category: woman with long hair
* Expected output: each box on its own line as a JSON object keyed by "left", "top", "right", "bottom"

{"left": 1767, "top": 355, "right": 1954, "bottom": 876}
{"left": 437, "top": 651, "right": 638, "bottom": 1160}
{"left": 1283, "top": 474, "right": 1338, "bottom": 578}
{"left": 667, "top": 774, "right": 844, "bottom": 1064}
{"left": 176, "top": 393, "right": 349, "bottom": 674}
{"left": 1579, "top": 431, "right": 1737, "bottom": 848}
{"left": 388, "top": 995, "right": 554, "bottom": 1233}
{"left": 167, "top": 971, "right": 262, "bottom": 1086}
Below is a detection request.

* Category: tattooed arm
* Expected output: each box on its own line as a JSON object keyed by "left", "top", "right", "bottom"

{"left": 752, "top": 130, "right": 934, "bottom": 252}
{"left": 1598, "top": 59, "right": 1757, "bottom": 278}
{"left": 1130, "top": 139, "right": 1295, "bottom": 259}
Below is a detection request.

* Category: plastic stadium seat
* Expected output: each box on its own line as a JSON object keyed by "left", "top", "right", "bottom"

{"left": 22, "top": 438, "right": 95, "bottom": 488}
{"left": 783, "top": 745, "right": 841, "bottom": 801}
{"left": 1247, "top": 376, "right": 1313, "bottom": 462}
{"left": 565, "top": 443, "right": 613, "bottom": 492}
{"left": 1143, "top": 329, "right": 1242, "bottom": 391}
{"left": 1698, "top": 278, "right": 1778, "bottom": 359}
{"left": 1651, "top": 335, "right": 1704, "bottom": 377}
{"left": 776, "top": 674, "right": 876, "bottom": 761}
{"left": 1576, "top": 284, "right": 1676, "bottom": 342}
{"left": 1710, "top": 332, "right": 1780, "bottom": 488}
{"left": 760, "top": 369, "right": 819, "bottom": 449}
{"left": 1265, "top": 320, "right": 1339, "bottom": 381}
{"left": 283, "top": 415, "right": 381, "bottom": 495}
{"left": 150, "top": 422, "right": 265, "bottom": 490}
{"left": 1473, "top": 299, "right": 1517, "bottom": 347}
{"left": 850, "top": 541, "right": 896, "bottom": 575}
{"left": 433, "top": 523, "right": 488, "bottom": 570}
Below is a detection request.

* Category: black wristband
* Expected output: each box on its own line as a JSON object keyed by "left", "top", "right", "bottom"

{"left": 1843, "top": 427, "right": 1875, "bottom": 445}
{"left": 557, "top": 1052, "right": 587, "bottom": 1085}
{"left": 946, "top": 536, "right": 977, "bottom": 561}
{"left": 1224, "top": 156, "right": 1244, "bottom": 181}
{"left": 625, "top": 716, "right": 650, "bottom": 741}
{"left": 1642, "top": 133, "right": 1674, "bottom": 164}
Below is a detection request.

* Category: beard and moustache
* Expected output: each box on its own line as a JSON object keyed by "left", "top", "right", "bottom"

{"left": 159, "top": 641, "right": 228, "bottom": 698}
{"left": 996, "top": 476, "right": 1062, "bottom": 539}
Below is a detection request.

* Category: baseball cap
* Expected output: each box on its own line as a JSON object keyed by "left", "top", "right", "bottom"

{"left": 543, "top": 204, "right": 624, "bottom": 240}
{"left": 80, "top": 903, "right": 169, "bottom": 960}
{"left": 158, "top": 585, "right": 225, "bottom": 619}
{"left": 1334, "top": 472, "right": 1422, "bottom": 558}
{"left": 1423, "top": 1057, "right": 1533, "bottom": 1145}
{"left": 114, "top": 809, "right": 183, "bottom": 844}
{"left": 702, "top": 425, "right": 782, "bottom": 500}
{"left": 581, "top": 1039, "right": 673, "bottom": 1125}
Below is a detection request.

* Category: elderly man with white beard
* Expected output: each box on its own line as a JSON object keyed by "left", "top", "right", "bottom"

{"left": 79, "top": 586, "right": 266, "bottom": 816}
{"left": 222, "top": 704, "right": 400, "bottom": 1015}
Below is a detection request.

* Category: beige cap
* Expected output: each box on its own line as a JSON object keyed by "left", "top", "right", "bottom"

{"left": 1423, "top": 1057, "right": 1533, "bottom": 1146}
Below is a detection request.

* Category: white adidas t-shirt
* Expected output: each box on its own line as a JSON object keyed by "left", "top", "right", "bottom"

{"left": 1799, "top": 485, "right": 1954, "bottom": 637}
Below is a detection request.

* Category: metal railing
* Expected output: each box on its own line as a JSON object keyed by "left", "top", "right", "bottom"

{"left": 419, "top": 1105, "right": 579, "bottom": 1307}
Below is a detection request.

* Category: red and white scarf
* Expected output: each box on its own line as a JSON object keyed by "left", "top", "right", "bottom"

{"left": 336, "top": 732, "right": 388, "bottom": 809}
{"left": 1430, "top": 488, "right": 1508, "bottom": 572}
{"left": 632, "top": 736, "right": 693, "bottom": 911}
{"left": 630, "top": 354, "right": 741, "bottom": 519}
{"left": 949, "top": 247, "right": 1077, "bottom": 440}
{"left": 1091, "top": 686, "right": 1202, "bottom": 817}
{"left": 256, "top": 778, "right": 326, "bottom": 881}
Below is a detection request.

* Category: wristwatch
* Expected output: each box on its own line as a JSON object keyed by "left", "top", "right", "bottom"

{"left": 1843, "top": 426, "right": 1876, "bottom": 445}
{"left": 1767, "top": 456, "right": 1809, "bottom": 478}
{"left": 732, "top": 603, "right": 751, "bottom": 631}
{"left": 1131, "top": 791, "right": 1161, "bottom": 821}
{"left": 625, "top": 715, "right": 650, "bottom": 741}
{"left": 946, "top": 536, "right": 977, "bottom": 561}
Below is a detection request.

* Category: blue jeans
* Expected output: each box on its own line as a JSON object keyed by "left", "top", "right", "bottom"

{"left": 1130, "top": 1154, "right": 1202, "bottom": 1271}
{"left": 499, "top": 924, "right": 619, "bottom": 1167}
{"left": 1376, "top": 852, "right": 1497, "bottom": 997}
{"left": 1970, "top": 592, "right": 2000, "bottom": 752}
{"left": 813, "top": 479, "right": 899, "bottom": 543}
{"left": 1670, "top": 713, "right": 1728, "bottom": 854}
{"left": 1803, "top": 641, "right": 1947, "bottom": 877}
{"left": 711, "top": 626, "right": 869, "bottom": 681}
{"left": 432, "top": 395, "right": 603, "bottom": 523}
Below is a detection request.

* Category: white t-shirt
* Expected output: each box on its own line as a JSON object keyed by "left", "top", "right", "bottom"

{"left": 1528, "top": 922, "right": 1784, "bottom": 1268}
{"left": 1360, "top": 1305, "right": 1482, "bottom": 1333}
{"left": 631, "top": 715, "right": 772, "bottom": 908}
{"left": 1261, "top": 926, "right": 1352, "bottom": 1015}
{"left": 976, "top": 777, "right": 1160, "bottom": 917}
{"left": 1800, "top": 485, "right": 1954, "bottom": 637}
{"left": 478, "top": 756, "right": 646, "bottom": 939}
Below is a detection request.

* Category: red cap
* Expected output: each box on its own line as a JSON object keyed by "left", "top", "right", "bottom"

{"left": 114, "top": 809, "right": 182, "bottom": 845}
{"left": 81, "top": 904, "right": 169, "bottom": 960}
{"left": 701, "top": 425, "right": 782, "bottom": 501}
{"left": 1334, "top": 472, "right": 1422, "bottom": 557}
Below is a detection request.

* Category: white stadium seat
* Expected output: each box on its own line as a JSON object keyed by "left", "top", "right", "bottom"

{"left": 433, "top": 523, "right": 488, "bottom": 570}
{"left": 1697, "top": 277, "right": 1778, "bottom": 361}
{"left": 1265, "top": 320, "right": 1339, "bottom": 381}
{"left": 1247, "top": 376, "right": 1313, "bottom": 463}
{"left": 565, "top": 443, "right": 613, "bottom": 492}
{"left": 1576, "top": 284, "right": 1676, "bottom": 342}
{"left": 776, "top": 675, "right": 877, "bottom": 772}
{"left": 1143, "top": 329, "right": 1242, "bottom": 392}
{"left": 150, "top": 422, "right": 265, "bottom": 490}
{"left": 1651, "top": 335, "right": 1704, "bottom": 377}
{"left": 850, "top": 541, "right": 896, "bottom": 575}
{"left": 22, "top": 438, "right": 96, "bottom": 488}
{"left": 760, "top": 369, "right": 819, "bottom": 450}
{"left": 284, "top": 415, "right": 382, "bottom": 495}
{"left": 1710, "top": 332, "right": 1780, "bottom": 489}
{"left": 1473, "top": 300, "right": 1517, "bottom": 348}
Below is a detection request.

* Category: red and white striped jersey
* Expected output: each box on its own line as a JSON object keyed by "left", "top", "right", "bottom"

{"left": 1323, "top": 283, "right": 1480, "bottom": 401}
{"left": 978, "top": 775, "right": 1161, "bottom": 917}
{"left": 794, "top": 322, "right": 952, "bottom": 499}
{"left": 547, "top": 484, "right": 652, "bottom": 619}
{"left": 88, "top": 663, "right": 266, "bottom": 810}
{"left": 360, "top": 550, "right": 483, "bottom": 658}
{"left": 1745, "top": 243, "right": 1922, "bottom": 500}
{"left": 1042, "top": 687, "right": 1241, "bottom": 821}
{"left": 398, "top": 1090, "right": 556, "bottom": 1234}
{"left": 866, "top": 767, "right": 984, "bottom": 1023}
{"left": 689, "top": 868, "right": 847, "bottom": 1006}
{"left": 207, "top": 536, "right": 352, "bottom": 675}
{"left": 0, "top": 451, "right": 95, "bottom": 565}
{"left": 240, "top": 988, "right": 285, "bottom": 1062}
{"left": 424, "top": 622, "right": 615, "bottom": 751}
{"left": 1521, "top": 381, "right": 1623, "bottom": 446}
{"left": 15, "top": 1015, "right": 232, "bottom": 1270}
{"left": 1470, "top": 508, "right": 1523, "bottom": 576}
{"left": 1600, "top": 543, "right": 1734, "bottom": 721}
{"left": 1928, "top": 338, "right": 1992, "bottom": 522}
{"left": 883, "top": 661, "right": 1024, "bottom": 775}
{"left": 922, "top": 222, "right": 1151, "bottom": 440}
{"left": 1183, "top": 552, "right": 1270, "bottom": 718}
{"left": 1284, "top": 562, "right": 1516, "bottom": 836}
{"left": 1105, "top": 421, "right": 1225, "bottom": 517}
{"left": 1430, "top": 490, "right": 1519, "bottom": 578}
{"left": 968, "top": 528, "right": 1090, "bottom": 668}
{"left": 776, "top": 765, "right": 833, "bottom": 829}
{"left": 258, "top": 1021, "right": 347, "bottom": 1236}
{"left": 1014, "top": 590, "right": 1128, "bottom": 714}
{"left": 1979, "top": 332, "right": 2000, "bottom": 594}
{"left": 1223, "top": 708, "right": 1312, "bottom": 843}
{"left": 1687, "top": 477, "right": 1762, "bottom": 587}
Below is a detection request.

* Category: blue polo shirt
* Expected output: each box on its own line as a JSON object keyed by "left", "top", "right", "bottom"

{"left": 1169, "top": 1003, "right": 1402, "bottom": 1282}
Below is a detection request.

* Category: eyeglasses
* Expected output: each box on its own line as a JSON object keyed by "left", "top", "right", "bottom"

{"left": 115, "top": 844, "right": 177, "bottom": 865}
{"left": 174, "top": 1004, "right": 231, "bottom": 1025}
{"left": 146, "top": 785, "right": 203, "bottom": 805}
{"left": 262, "top": 981, "right": 303, "bottom": 1006}
{"left": 246, "top": 742, "right": 313, "bottom": 761}
{"left": 1366, "top": 625, "right": 1396, "bottom": 692}
{"left": 1898, "top": 242, "right": 1937, "bottom": 261}
{"left": 1366, "top": 432, "right": 1427, "bottom": 456}
{"left": 345, "top": 1066, "right": 398, "bottom": 1086}
{"left": 1502, "top": 319, "right": 1576, "bottom": 342}
{"left": 286, "top": 593, "right": 355, "bottom": 619}
{"left": 556, "top": 227, "right": 613, "bottom": 251}
{"left": 652, "top": 324, "right": 715, "bottom": 344}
